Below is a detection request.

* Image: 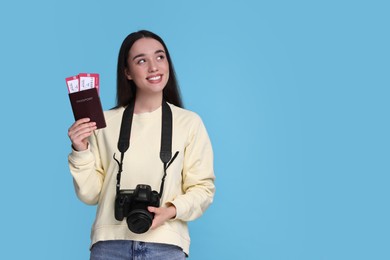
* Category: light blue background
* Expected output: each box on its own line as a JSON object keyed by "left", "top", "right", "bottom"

{"left": 0, "top": 0, "right": 389, "bottom": 259}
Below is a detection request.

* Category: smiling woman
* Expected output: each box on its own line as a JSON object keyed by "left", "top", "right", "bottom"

{"left": 124, "top": 38, "right": 170, "bottom": 112}
{"left": 115, "top": 30, "right": 183, "bottom": 111}
{"left": 66, "top": 30, "right": 216, "bottom": 259}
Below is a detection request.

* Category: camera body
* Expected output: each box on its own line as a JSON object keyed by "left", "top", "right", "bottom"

{"left": 114, "top": 184, "right": 160, "bottom": 234}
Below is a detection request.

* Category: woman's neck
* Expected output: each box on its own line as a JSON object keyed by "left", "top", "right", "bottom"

{"left": 134, "top": 92, "right": 163, "bottom": 114}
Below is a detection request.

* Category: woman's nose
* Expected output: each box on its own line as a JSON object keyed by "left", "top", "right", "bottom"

{"left": 148, "top": 60, "right": 158, "bottom": 72}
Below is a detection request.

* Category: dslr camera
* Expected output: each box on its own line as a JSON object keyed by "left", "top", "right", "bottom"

{"left": 114, "top": 184, "right": 160, "bottom": 234}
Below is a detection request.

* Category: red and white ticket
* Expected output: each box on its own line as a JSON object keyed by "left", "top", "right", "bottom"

{"left": 65, "top": 75, "right": 79, "bottom": 93}
{"left": 65, "top": 73, "right": 100, "bottom": 94}
{"left": 79, "top": 73, "right": 99, "bottom": 93}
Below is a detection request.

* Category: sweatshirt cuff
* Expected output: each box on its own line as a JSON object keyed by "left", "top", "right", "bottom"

{"left": 69, "top": 145, "right": 94, "bottom": 163}
{"left": 166, "top": 198, "right": 186, "bottom": 220}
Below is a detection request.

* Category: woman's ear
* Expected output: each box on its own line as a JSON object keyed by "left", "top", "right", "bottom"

{"left": 125, "top": 68, "right": 132, "bottom": 80}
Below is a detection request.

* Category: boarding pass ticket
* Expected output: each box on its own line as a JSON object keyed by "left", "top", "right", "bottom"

{"left": 65, "top": 73, "right": 99, "bottom": 94}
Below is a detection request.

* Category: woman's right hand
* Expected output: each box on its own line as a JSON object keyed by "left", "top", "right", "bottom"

{"left": 68, "top": 118, "right": 97, "bottom": 151}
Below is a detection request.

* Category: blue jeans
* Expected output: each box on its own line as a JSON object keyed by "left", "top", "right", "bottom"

{"left": 90, "top": 240, "right": 186, "bottom": 260}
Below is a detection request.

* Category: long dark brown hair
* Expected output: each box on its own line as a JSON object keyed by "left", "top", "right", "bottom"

{"left": 115, "top": 30, "right": 183, "bottom": 108}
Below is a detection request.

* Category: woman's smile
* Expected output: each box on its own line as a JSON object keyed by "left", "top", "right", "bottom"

{"left": 146, "top": 74, "right": 163, "bottom": 83}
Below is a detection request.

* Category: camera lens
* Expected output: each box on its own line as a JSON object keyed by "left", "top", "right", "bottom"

{"left": 127, "top": 209, "right": 153, "bottom": 234}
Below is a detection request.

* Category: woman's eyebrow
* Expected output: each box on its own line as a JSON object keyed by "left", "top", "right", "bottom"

{"left": 132, "top": 49, "right": 166, "bottom": 61}
{"left": 132, "top": 53, "right": 145, "bottom": 61}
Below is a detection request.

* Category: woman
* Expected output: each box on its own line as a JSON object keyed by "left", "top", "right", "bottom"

{"left": 67, "top": 30, "right": 215, "bottom": 259}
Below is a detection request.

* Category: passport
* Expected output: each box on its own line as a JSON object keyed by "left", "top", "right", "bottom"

{"left": 68, "top": 88, "right": 106, "bottom": 129}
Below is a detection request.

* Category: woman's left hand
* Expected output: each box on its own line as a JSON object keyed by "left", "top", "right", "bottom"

{"left": 148, "top": 205, "right": 177, "bottom": 229}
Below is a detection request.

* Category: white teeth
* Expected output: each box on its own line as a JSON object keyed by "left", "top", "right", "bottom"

{"left": 148, "top": 75, "right": 161, "bottom": 80}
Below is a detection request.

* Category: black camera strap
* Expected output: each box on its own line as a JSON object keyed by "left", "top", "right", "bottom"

{"left": 114, "top": 99, "right": 178, "bottom": 198}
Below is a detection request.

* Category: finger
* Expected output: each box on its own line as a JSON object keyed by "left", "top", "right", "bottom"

{"left": 68, "top": 118, "right": 91, "bottom": 132}
{"left": 148, "top": 206, "right": 158, "bottom": 213}
{"left": 73, "top": 130, "right": 94, "bottom": 142}
{"left": 150, "top": 221, "right": 157, "bottom": 230}
{"left": 70, "top": 125, "right": 96, "bottom": 141}
{"left": 68, "top": 121, "right": 96, "bottom": 137}
{"left": 75, "top": 117, "right": 91, "bottom": 125}
{"left": 69, "top": 126, "right": 96, "bottom": 146}
{"left": 150, "top": 216, "right": 162, "bottom": 230}
{"left": 74, "top": 122, "right": 96, "bottom": 134}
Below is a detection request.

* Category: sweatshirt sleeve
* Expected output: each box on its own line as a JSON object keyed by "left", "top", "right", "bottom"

{"left": 169, "top": 116, "right": 215, "bottom": 221}
{"left": 68, "top": 131, "right": 105, "bottom": 205}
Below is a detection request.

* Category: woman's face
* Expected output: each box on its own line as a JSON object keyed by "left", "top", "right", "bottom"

{"left": 125, "top": 37, "right": 170, "bottom": 96}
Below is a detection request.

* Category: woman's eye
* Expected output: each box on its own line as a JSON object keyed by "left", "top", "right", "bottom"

{"left": 157, "top": 55, "right": 165, "bottom": 61}
{"left": 137, "top": 59, "right": 145, "bottom": 65}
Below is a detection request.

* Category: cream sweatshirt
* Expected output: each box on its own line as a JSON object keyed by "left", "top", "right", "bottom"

{"left": 68, "top": 103, "right": 215, "bottom": 255}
